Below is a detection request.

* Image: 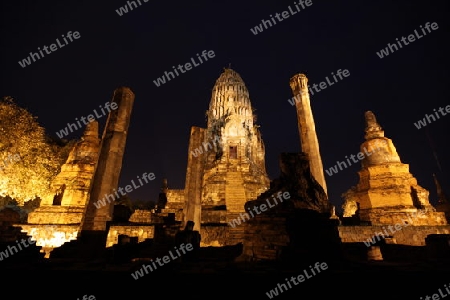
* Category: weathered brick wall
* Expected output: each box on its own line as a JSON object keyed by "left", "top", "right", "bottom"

{"left": 240, "top": 215, "right": 290, "bottom": 260}
{"left": 338, "top": 225, "right": 450, "bottom": 246}
{"left": 166, "top": 189, "right": 185, "bottom": 205}
{"left": 359, "top": 208, "right": 447, "bottom": 226}
{"left": 201, "top": 209, "right": 227, "bottom": 223}
{"left": 106, "top": 225, "right": 154, "bottom": 247}
{"left": 200, "top": 225, "right": 227, "bottom": 247}
{"left": 129, "top": 209, "right": 152, "bottom": 223}
{"left": 161, "top": 194, "right": 184, "bottom": 222}
{"left": 27, "top": 206, "right": 85, "bottom": 224}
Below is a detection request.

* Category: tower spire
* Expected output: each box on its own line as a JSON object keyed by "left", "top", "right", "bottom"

{"left": 364, "top": 111, "right": 384, "bottom": 140}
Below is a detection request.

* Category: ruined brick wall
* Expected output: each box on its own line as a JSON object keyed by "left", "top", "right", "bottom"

{"left": 201, "top": 208, "right": 227, "bottom": 223}
{"left": 166, "top": 189, "right": 185, "bottom": 204}
{"left": 164, "top": 190, "right": 185, "bottom": 221}
{"left": 200, "top": 225, "right": 227, "bottom": 247}
{"left": 239, "top": 209, "right": 342, "bottom": 262}
{"left": 240, "top": 214, "right": 290, "bottom": 260}
{"left": 27, "top": 206, "right": 85, "bottom": 224}
{"left": 359, "top": 209, "right": 447, "bottom": 226}
{"left": 129, "top": 209, "right": 152, "bottom": 223}
{"left": 106, "top": 225, "right": 154, "bottom": 247}
{"left": 338, "top": 225, "right": 450, "bottom": 246}
{"left": 237, "top": 153, "right": 340, "bottom": 262}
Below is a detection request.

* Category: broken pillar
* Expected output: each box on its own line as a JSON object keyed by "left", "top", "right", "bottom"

{"left": 80, "top": 87, "right": 135, "bottom": 241}
{"left": 289, "top": 74, "right": 328, "bottom": 197}
{"left": 183, "top": 126, "right": 205, "bottom": 232}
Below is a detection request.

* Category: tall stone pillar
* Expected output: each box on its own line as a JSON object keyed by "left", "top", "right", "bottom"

{"left": 289, "top": 74, "right": 327, "bottom": 196}
{"left": 183, "top": 126, "right": 205, "bottom": 231}
{"left": 80, "top": 87, "right": 135, "bottom": 233}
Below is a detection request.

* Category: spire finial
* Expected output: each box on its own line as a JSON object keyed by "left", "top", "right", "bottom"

{"left": 364, "top": 111, "right": 384, "bottom": 140}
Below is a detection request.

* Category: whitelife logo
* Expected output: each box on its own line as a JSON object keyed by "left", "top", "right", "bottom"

{"left": 115, "top": 0, "right": 149, "bottom": 16}
{"left": 228, "top": 192, "right": 291, "bottom": 228}
{"left": 287, "top": 69, "right": 350, "bottom": 105}
{"left": 76, "top": 296, "right": 95, "bottom": 300}
{"left": 413, "top": 104, "right": 450, "bottom": 129}
{"left": 250, "top": 0, "right": 313, "bottom": 35}
{"left": 93, "top": 172, "right": 155, "bottom": 209}
{"left": 325, "top": 140, "right": 387, "bottom": 176}
{"left": 420, "top": 282, "right": 450, "bottom": 300}
{"left": 131, "top": 243, "right": 193, "bottom": 280}
{"left": 18, "top": 31, "right": 81, "bottom": 68}
{"left": 376, "top": 22, "right": 439, "bottom": 59}
{"left": 153, "top": 50, "right": 215, "bottom": 87}
{"left": 0, "top": 237, "right": 36, "bottom": 261}
{"left": 190, "top": 134, "right": 221, "bottom": 157}
{"left": 0, "top": 153, "right": 20, "bottom": 172}
{"left": 55, "top": 101, "right": 118, "bottom": 138}
{"left": 363, "top": 208, "right": 433, "bottom": 247}
{"left": 265, "top": 262, "right": 328, "bottom": 298}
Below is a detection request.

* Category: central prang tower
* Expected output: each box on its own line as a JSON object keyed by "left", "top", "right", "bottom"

{"left": 162, "top": 68, "right": 270, "bottom": 246}
{"left": 203, "top": 68, "right": 269, "bottom": 210}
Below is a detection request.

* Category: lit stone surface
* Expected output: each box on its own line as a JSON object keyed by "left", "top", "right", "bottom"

{"left": 201, "top": 69, "right": 270, "bottom": 212}
{"left": 289, "top": 73, "right": 328, "bottom": 196}
{"left": 343, "top": 111, "right": 447, "bottom": 226}
{"left": 20, "top": 224, "right": 79, "bottom": 258}
{"left": 161, "top": 68, "right": 270, "bottom": 246}
{"left": 81, "top": 87, "right": 135, "bottom": 232}
{"left": 28, "top": 121, "right": 100, "bottom": 225}
{"left": 238, "top": 153, "right": 336, "bottom": 262}
{"left": 367, "top": 246, "right": 383, "bottom": 260}
{"left": 338, "top": 225, "right": 450, "bottom": 246}
{"left": 105, "top": 225, "right": 154, "bottom": 247}
{"left": 163, "top": 189, "right": 186, "bottom": 221}
{"left": 24, "top": 122, "right": 100, "bottom": 254}
{"left": 129, "top": 209, "right": 152, "bottom": 223}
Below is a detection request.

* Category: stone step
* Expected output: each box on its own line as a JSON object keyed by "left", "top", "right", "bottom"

{"left": 225, "top": 172, "right": 247, "bottom": 213}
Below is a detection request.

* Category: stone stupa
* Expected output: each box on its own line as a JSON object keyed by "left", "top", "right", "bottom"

{"left": 342, "top": 111, "right": 447, "bottom": 226}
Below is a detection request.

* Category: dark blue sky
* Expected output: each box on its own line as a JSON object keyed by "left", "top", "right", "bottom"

{"left": 1, "top": 0, "right": 449, "bottom": 214}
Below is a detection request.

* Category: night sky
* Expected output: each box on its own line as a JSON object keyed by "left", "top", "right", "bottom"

{"left": 1, "top": 0, "right": 449, "bottom": 214}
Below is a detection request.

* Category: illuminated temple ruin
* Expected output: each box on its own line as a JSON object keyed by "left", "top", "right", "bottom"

{"left": 1, "top": 69, "right": 449, "bottom": 261}
{"left": 159, "top": 68, "right": 271, "bottom": 246}
{"left": 342, "top": 111, "right": 446, "bottom": 226}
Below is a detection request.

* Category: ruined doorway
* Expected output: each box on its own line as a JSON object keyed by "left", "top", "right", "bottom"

{"left": 52, "top": 184, "right": 66, "bottom": 206}
{"left": 229, "top": 146, "right": 237, "bottom": 159}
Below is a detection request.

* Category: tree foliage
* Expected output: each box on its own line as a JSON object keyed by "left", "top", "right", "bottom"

{"left": 0, "top": 96, "right": 74, "bottom": 205}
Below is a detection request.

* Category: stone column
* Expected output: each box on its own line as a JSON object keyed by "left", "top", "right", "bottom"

{"left": 183, "top": 126, "right": 205, "bottom": 231}
{"left": 289, "top": 74, "right": 327, "bottom": 196}
{"left": 81, "top": 86, "right": 135, "bottom": 233}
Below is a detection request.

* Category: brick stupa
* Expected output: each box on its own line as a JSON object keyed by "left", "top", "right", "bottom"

{"left": 343, "top": 111, "right": 447, "bottom": 226}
